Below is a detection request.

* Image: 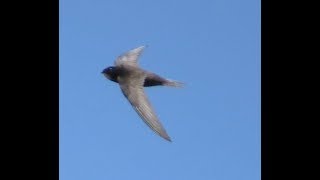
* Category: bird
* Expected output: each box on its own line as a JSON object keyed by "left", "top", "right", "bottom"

{"left": 102, "top": 46, "right": 183, "bottom": 142}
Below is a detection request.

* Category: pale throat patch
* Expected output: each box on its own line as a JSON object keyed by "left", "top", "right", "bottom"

{"left": 104, "top": 73, "right": 111, "bottom": 80}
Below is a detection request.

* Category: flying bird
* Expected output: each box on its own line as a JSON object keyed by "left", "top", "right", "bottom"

{"left": 102, "top": 46, "right": 183, "bottom": 142}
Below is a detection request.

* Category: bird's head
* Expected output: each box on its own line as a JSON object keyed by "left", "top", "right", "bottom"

{"left": 102, "top": 66, "right": 118, "bottom": 83}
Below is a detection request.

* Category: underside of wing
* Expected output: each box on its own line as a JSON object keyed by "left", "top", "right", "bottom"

{"left": 119, "top": 77, "right": 171, "bottom": 141}
{"left": 114, "top": 46, "right": 146, "bottom": 67}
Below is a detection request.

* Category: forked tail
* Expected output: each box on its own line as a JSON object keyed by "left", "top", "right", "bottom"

{"left": 164, "top": 79, "right": 184, "bottom": 87}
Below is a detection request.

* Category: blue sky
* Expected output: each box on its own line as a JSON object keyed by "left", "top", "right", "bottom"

{"left": 59, "top": 0, "right": 260, "bottom": 179}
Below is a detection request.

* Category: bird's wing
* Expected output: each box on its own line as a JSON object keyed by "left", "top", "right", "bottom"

{"left": 114, "top": 46, "right": 146, "bottom": 67}
{"left": 118, "top": 74, "right": 171, "bottom": 141}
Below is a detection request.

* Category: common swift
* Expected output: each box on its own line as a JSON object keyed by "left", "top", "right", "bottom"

{"left": 102, "top": 46, "right": 183, "bottom": 142}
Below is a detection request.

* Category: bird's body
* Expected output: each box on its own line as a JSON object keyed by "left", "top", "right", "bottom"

{"left": 103, "top": 66, "right": 180, "bottom": 87}
{"left": 102, "top": 46, "right": 183, "bottom": 142}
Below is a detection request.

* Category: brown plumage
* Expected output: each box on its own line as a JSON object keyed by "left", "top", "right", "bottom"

{"left": 102, "top": 46, "right": 183, "bottom": 141}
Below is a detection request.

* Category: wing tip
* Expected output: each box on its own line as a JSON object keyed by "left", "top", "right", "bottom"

{"left": 133, "top": 45, "right": 147, "bottom": 52}
{"left": 159, "top": 132, "right": 172, "bottom": 142}
{"left": 162, "top": 135, "right": 172, "bottom": 142}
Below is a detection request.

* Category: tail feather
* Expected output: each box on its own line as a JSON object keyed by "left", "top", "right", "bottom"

{"left": 164, "top": 79, "right": 184, "bottom": 87}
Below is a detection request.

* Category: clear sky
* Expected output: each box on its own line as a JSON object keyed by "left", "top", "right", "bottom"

{"left": 59, "top": 0, "right": 260, "bottom": 179}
